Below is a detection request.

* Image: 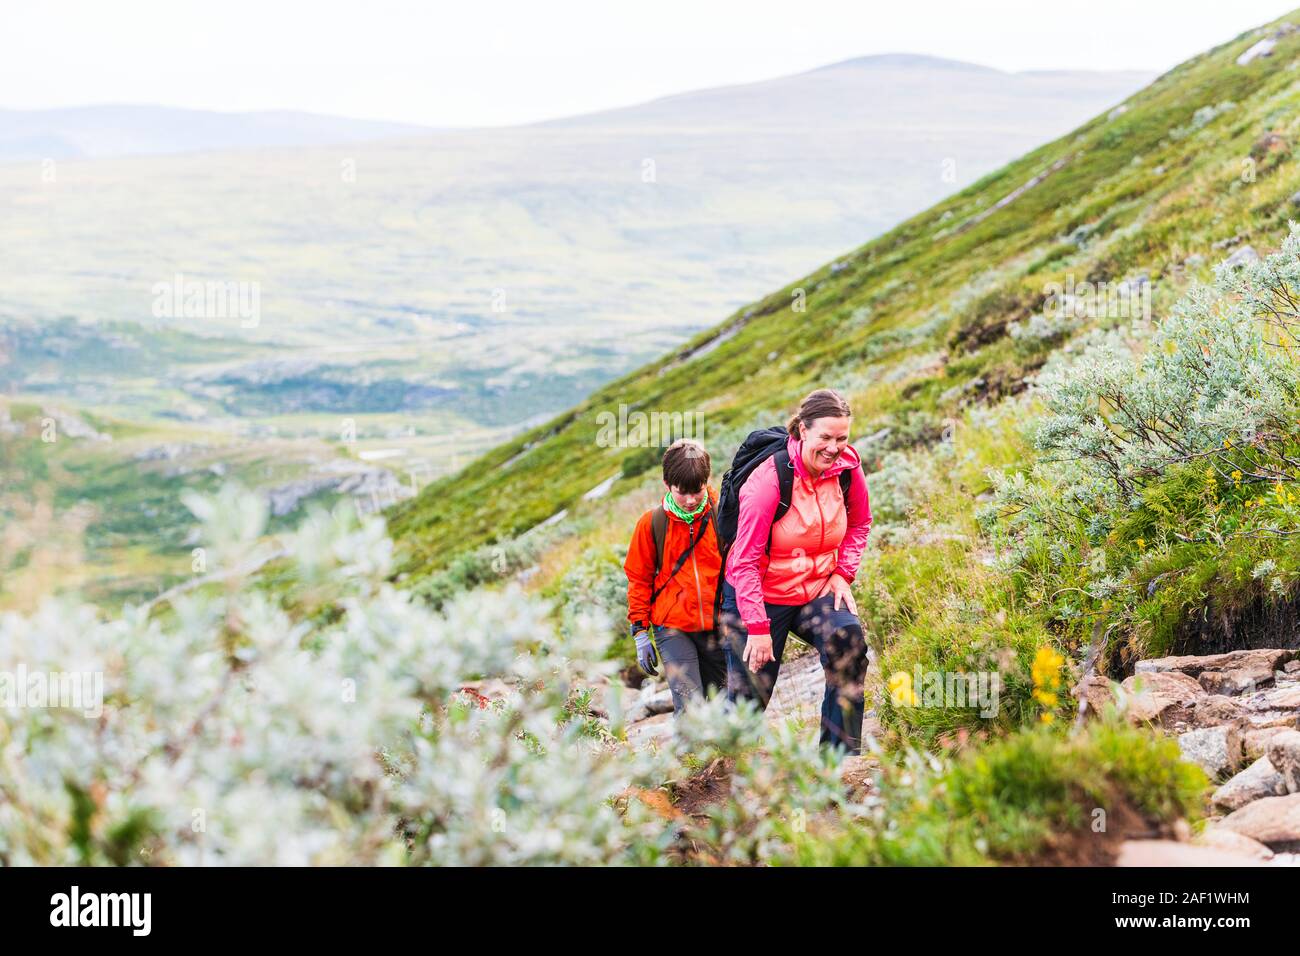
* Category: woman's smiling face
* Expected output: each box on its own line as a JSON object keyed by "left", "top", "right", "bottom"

{"left": 800, "top": 416, "right": 852, "bottom": 473}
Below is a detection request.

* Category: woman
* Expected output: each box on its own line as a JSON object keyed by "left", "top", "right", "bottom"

{"left": 720, "top": 388, "right": 873, "bottom": 753}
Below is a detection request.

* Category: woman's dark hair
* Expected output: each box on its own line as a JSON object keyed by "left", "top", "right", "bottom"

{"left": 662, "top": 439, "right": 711, "bottom": 492}
{"left": 786, "top": 388, "right": 852, "bottom": 437}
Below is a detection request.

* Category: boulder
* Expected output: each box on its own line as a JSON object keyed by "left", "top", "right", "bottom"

{"left": 1135, "top": 648, "right": 1296, "bottom": 680}
{"left": 1211, "top": 756, "right": 1286, "bottom": 812}
{"left": 1242, "top": 726, "right": 1293, "bottom": 761}
{"left": 1177, "top": 724, "right": 1243, "bottom": 779}
{"left": 1120, "top": 671, "right": 1204, "bottom": 724}
{"left": 1239, "top": 683, "right": 1300, "bottom": 728}
{"left": 1195, "top": 828, "right": 1274, "bottom": 860}
{"left": 1266, "top": 729, "right": 1300, "bottom": 793}
{"left": 1114, "top": 840, "right": 1262, "bottom": 866}
{"left": 1163, "top": 694, "right": 1244, "bottom": 733}
{"left": 1237, "top": 38, "right": 1276, "bottom": 66}
{"left": 1076, "top": 674, "right": 1116, "bottom": 720}
{"left": 1222, "top": 245, "right": 1261, "bottom": 270}
{"left": 624, "top": 683, "right": 675, "bottom": 723}
{"left": 1200, "top": 667, "right": 1272, "bottom": 696}
{"left": 1218, "top": 792, "right": 1300, "bottom": 850}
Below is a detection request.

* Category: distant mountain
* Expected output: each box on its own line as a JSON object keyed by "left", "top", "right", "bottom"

{"left": 0, "top": 104, "right": 431, "bottom": 161}
{"left": 545, "top": 53, "right": 1150, "bottom": 130}
{"left": 385, "top": 13, "right": 1300, "bottom": 581}
{"left": 0, "top": 53, "right": 1153, "bottom": 474}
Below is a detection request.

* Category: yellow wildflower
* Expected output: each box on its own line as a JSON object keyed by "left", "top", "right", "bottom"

{"left": 888, "top": 671, "right": 918, "bottom": 707}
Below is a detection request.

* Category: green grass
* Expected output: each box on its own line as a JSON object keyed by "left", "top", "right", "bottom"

{"left": 782, "top": 719, "right": 1208, "bottom": 865}
{"left": 390, "top": 10, "right": 1300, "bottom": 587}
{"left": 381, "top": 11, "right": 1300, "bottom": 753}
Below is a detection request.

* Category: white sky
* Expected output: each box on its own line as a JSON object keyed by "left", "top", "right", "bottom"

{"left": 6, "top": 0, "right": 1298, "bottom": 127}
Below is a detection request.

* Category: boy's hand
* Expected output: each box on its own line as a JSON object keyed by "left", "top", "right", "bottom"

{"left": 633, "top": 630, "right": 659, "bottom": 677}
{"left": 743, "top": 634, "right": 774, "bottom": 672}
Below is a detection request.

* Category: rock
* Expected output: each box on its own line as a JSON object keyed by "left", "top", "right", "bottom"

{"left": 1178, "top": 724, "right": 1243, "bottom": 779}
{"left": 1242, "top": 726, "right": 1293, "bottom": 761}
{"left": 1266, "top": 730, "right": 1300, "bottom": 793}
{"left": 1251, "top": 132, "right": 1290, "bottom": 160}
{"left": 641, "top": 684, "right": 676, "bottom": 717}
{"left": 1135, "top": 648, "right": 1297, "bottom": 679}
{"left": 1114, "top": 839, "right": 1262, "bottom": 866}
{"left": 1222, "top": 245, "right": 1260, "bottom": 270}
{"left": 582, "top": 473, "right": 620, "bottom": 502}
{"left": 1239, "top": 682, "right": 1300, "bottom": 728}
{"left": 840, "top": 755, "right": 878, "bottom": 796}
{"left": 1184, "top": 253, "right": 1206, "bottom": 267}
{"left": 644, "top": 686, "right": 676, "bottom": 717}
{"left": 1167, "top": 695, "right": 1245, "bottom": 733}
{"left": 1218, "top": 792, "right": 1300, "bottom": 850}
{"left": 624, "top": 712, "right": 674, "bottom": 749}
{"left": 1195, "top": 828, "right": 1274, "bottom": 860}
{"left": 623, "top": 682, "right": 674, "bottom": 724}
{"left": 1237, "top": 38, "right": 1276, "bottom": 66}
{"left": 1212, "top": 756, "right": 1286, "bottom": 812}
{"left": 1200, "top": 667, "right": 1271, "bottom": 695}
{"left": 1120, "top": 671, "right": 1204, "bottom": 724}
{"left": 1076, "top": 674, "right": 1116, "bottom": 720}
{"left": 1285, "top": 660, "right": 1300, "bottom": 674}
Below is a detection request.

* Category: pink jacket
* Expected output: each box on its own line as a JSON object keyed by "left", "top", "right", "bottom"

{"left": 725, "top": 436, "right": 872, "bottom": 636}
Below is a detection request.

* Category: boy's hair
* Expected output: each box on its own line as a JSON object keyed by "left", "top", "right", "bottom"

{"left": 662, "top": 439, "right": 711, "bottom": 493}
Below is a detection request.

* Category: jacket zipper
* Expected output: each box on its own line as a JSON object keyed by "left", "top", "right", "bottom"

{"left": 691, "top": 542, "right": 705, "bottom": 631}
{"left": 811, "top": 473, "right": 828, "bottom": 602}
{"left": 661, "top": 512, "right": 707, "bottom": 631}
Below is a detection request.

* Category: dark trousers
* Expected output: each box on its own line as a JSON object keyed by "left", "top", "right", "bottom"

{"left": 654, "top": 627, "right": 727, "bottom": 715}
{"left": 719, "top": 581, "right": 869, "bottom": 753}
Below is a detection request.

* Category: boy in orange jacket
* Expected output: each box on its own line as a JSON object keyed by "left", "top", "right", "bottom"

{"left": 623, "top": 438, "right": 724, "bottom": 715}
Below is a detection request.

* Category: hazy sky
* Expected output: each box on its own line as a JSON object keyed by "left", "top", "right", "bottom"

{"left": 6, "top": 0, "right": 1298, "bottom": 127}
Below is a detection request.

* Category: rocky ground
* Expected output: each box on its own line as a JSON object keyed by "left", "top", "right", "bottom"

{"left": 620, "top": 643, "right": 1300, "bottom": 865}
{"left": 621, "top": 646, "right": 881, "bottom": 796}
{"left": 1082, "top": 647, "right": 1300, "bottom": 866}
{"left": 468, "top": 641, "right": 1300, "bottom": 865}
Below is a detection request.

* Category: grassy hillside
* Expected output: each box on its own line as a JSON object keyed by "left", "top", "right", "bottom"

{"left": 0, "top": 398, "right": 401, "bottom": 610}
{"left": 0, "top": 59, "right": 1148, "bottom": 482}
{"left": 389, "top": 11, "right": 1300, "bottom": 738}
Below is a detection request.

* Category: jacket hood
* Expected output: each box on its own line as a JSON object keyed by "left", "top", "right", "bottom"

{"left": 787, "top": 435, "right": 862, "bottom": 482}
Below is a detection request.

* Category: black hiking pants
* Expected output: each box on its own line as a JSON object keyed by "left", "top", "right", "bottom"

{"left": 719, "top": 580, "right": 869, "bottom": 753}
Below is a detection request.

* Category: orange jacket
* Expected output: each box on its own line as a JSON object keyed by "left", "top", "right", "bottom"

{"left": 624, "top": 491, "right": 721, "bottom": 633}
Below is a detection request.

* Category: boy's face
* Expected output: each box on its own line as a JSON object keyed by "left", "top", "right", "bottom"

{"left": 667, "top": 482, "right": 706, "bottom": 512}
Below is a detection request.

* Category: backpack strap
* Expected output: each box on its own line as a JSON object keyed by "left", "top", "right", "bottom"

{"left": 651, "top": 506, "right": 668, "bottom": 580}
{"left": 767, "top": 453, "right": 856, "bottom": 550}
{"left": 768, "top": 448, "right": 796, "bottom": 553}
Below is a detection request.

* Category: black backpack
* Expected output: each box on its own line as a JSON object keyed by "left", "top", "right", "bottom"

{"left": 715, "top": 426, "right": 854, "bottom": 560}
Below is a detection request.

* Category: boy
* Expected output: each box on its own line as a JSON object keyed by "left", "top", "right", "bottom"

{"left": 623, "top": 438, "right": 724, "bottom": 715}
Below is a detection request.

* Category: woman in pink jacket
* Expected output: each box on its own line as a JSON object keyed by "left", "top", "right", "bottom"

{"left": 720, "top": 388, "right": 873, "bottom": 753}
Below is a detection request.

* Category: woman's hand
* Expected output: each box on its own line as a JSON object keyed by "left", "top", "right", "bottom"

{"left": 822, "top": 573, "right": 858, "bottom": 616}
{"left": 742, "top": 633, "right": 774, "bottom": 672}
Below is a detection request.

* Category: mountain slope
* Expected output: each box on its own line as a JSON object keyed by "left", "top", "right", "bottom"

{"left": 389, "top": 11, "right": 1300, "bottom": 594}
{"left": 0, "top": 56, "right": 1150, "bottom": 482}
